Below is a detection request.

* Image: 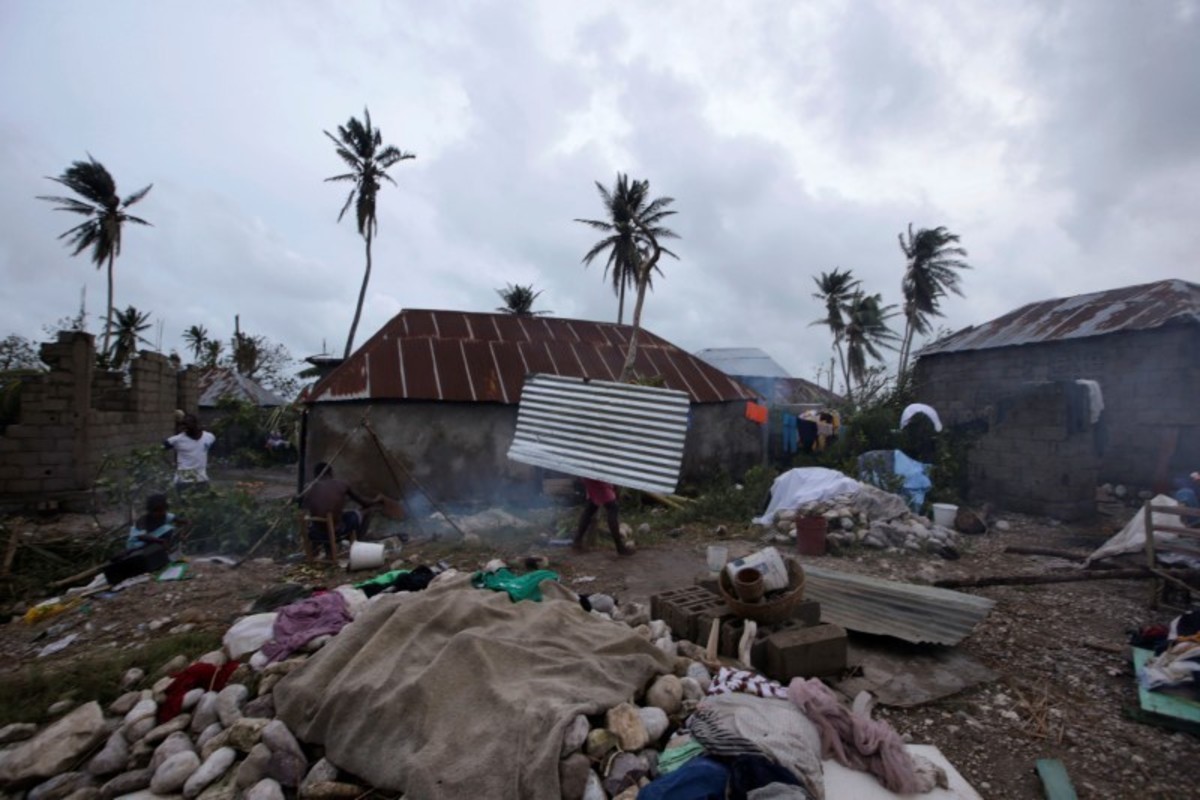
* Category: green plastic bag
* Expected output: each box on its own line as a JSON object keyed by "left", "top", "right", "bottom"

{"left": 472, "top": 568, "right": 559, "bottom": 602}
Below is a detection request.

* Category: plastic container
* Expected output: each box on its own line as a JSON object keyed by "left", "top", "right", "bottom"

{"left": 932, "top": 503, "right": 959, "bottom": 528}
{"left": 348, "top": 541, "right": 386, "bottom": 571}
{"left": 795, "top": 516, "right": 828, "bottom": 557}
{"left": 706, "top": 545, "right": 729, "bottom": 573}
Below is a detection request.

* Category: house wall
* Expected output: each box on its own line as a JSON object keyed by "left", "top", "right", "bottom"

{"left": 0, "top": 332, "right": 198, "bottom": 503}
{"left": 914, "top": 325, "right": 1200, "bottom": 487}
{"left": 304, "top": 398, "right": 766, "bottom": 504}
{"left": 967, "top": 381, "right": 1099, "bottom": 520}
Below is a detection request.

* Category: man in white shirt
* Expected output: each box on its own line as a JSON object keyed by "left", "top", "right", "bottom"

{"left": 165, "top": 413, "right": 216, "bottom": 492}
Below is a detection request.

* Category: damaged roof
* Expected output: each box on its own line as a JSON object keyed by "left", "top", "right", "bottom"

{"left": 307, "top": 310, "right": 758, "bottom": 405}
{"left": 695, "top": 347, "right": 793, "bottom": 379}
{"left": 198, "top": 368, "right": 286, "bottom": 408}
{"left": 920, "top": 278, "right": 1200, "bottom": 357}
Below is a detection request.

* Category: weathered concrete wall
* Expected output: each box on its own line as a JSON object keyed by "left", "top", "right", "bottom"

{"left": 967, "top": 381, "right": 1099, "bottom": 520}
{"left": 304, "top": 398, "right": 766, "bottom": 504}
{"left": 0, "top": 332, "right": 198, "bottom": 501}
{"left": 914, "top": 325, "right": 1200, "bottom": 487}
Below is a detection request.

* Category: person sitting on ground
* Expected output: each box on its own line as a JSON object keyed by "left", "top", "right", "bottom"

{"left": 299, "top": 463, "right": 383, "bottom": 558}
{"left": 164, "top": 413, "right": 216, "bottom": 493}
{"left": 126, "top": 494, "right": 188, "bottom": 552}
{"left": 572, "top": 477, "right": 634, "bottom": 556}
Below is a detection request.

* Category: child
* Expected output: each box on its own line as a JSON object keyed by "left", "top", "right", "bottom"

{"left": 126, "top": 494, "right": 184, "bottom": 551}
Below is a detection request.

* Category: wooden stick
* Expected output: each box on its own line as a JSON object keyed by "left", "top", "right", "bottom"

{"left": 1, "top": 526, "right": 19, "bottom": 577}
{"left": 934, "top": 567, "right": 1200, "bottom": 588}
{"left": 48, "top": 563, "right": 106, "bottom": 589}
{"left": 1004, "top": 546, "right": 1089, "bottom": 561}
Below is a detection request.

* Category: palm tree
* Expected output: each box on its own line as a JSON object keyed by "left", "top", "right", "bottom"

{"left": 810, "top": 268, "right": 860, "bottom": 398}
{"left": 107, "top": 306, "right": 153, "bottom": 370}
{"left": 183, "top": 325, "right": 208, "bottom": 362}
{"left": 843, "top": 291, "right": 900, "bottom": 403}
{"left": 495, "top": 284, "right": 551, "bottom": 316}
{"left": 896, "top": 224, "right": 970, "bottom": 374}
{"left": 38, "top": 157, "right": 152, "bottom": 358}
{"left": 325, "top": 108, "right": 416, "bottom": 359}
{"left": 201, "top": 340, "right": 223, "bottom": 368}
{"left": 576, "top": 173, "right": 679, "bottom": 324}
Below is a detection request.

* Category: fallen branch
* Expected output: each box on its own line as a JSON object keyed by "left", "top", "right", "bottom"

{"left": 1003, "top": 546, "right": 1089, "bottom": 561}
{"left": 644, "top": 492, "right": 685, "bottom": 510}
{"left": 934, "top": 568, "right": 1200, "bottom": 589}
{"left": 48, "top": 563, "right": 106, "bottom": 590}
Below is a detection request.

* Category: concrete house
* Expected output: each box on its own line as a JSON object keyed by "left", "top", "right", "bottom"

{"left": 302, "top": 310, "right": 762, "bottom": 503}
{"left": 914, "top": 279, "right": 1200, "bottom": 504}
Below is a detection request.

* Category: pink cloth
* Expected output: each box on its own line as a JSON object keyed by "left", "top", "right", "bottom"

{"left": 787, "top": 677, "right": 926, "bottom": 794}
{"left": 262, "top": 592, "right": 352, "bottom": 663}
{"left": 582, "top": 479, "right": 617, "bottom": 505}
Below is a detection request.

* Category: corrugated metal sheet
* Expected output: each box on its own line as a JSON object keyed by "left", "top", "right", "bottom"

{"left": 198, "top": 368, "right": 286, "bottom": 407}
{"left": 803, "top": 565, "right": 994, "bottom": 645}
{"left": 921, "top": 279, "right": 1200, "bottom": 357}
{"left": 507, "top": 374, "right": 690, "bottom": 494}
{"left": 308, "top": 310, "right": 757, "bottom": 406}
{"left": 695, "top": 347, "right": 793, "bottom": 379}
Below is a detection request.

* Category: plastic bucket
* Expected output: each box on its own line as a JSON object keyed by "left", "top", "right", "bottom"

{"left": 932, "top": 503, "right": 958, "bottom": 528}
{"left": 795, "top": 516, "right": 827, "bottom": 557}
{"left": 706, "top": 545, "right": 729, "bottom": 573}
{"left": 348, "top": 541, "right": 385, "bottom": 571}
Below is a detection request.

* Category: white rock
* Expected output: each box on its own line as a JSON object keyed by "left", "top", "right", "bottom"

{"left": 87, "top": 731, "right": 130, "bottom": 776}
{"left": 581, "top": 770, "right": 606, "bottom": 800}
{"left": 560, "top": 714, "right": 590, "bottom": 757}
{"left": 995, "top": 520, "right": 1011, "bottom": 531}
{"left": 183, "top": 747, "right": 236, "bottom": 799}
{"left": 685, "top": 662, "right": 711, "bottom": 691}
{"left": 605, "top": 703, "right": 648, "bottom": 751}
{"left": 181, "top": 689, "right": 205, "bottom": 711}
{"left": 637, "top": 706, "right": 669, "bottom": 742}
{"left": 261, "top": 720, "right": 303, "bottom": 759}
{"left": 150, "top": 750, "right": 201, "bottom": 794}
{"left": 0, "top": 702, "right": 107, "bottom": 786}
{"left": 216, "top": 685, "right": 249, "bottom": 727}
{"left": 121, "top": 668, "right": 146, "bottom": 690}
{"left": 679, "top": 677, "right": 704, "bottom": 703}
{"left": 244, "top": 777, "right": 285, "bottom": 800}
{"left": 190, "top": 692, "right": 220, "bottom": 734}
{"left": 653, "top": 637, "right": 678, "bottom": 657}
{"left": 196, "top": 723, "right": 224, "bottom": 750}
{"left": 588, "top": 594, "right": 615, "bottom": 615}
{"left": 197, "top": 650, "right": 228, "bottom": 668}
{"left": 647, "top": 620, "right": 669, "bottom": 640}
{"left": 301, "top": 758, "right": 340, "bottom": 789}
{"left": 144, "top": 714, "right": 192, "bottom": 746}
{"left": 645, "top": 674, "right": 683, "bottom": 715}
{"left": 236, "top": 744, "right": 272, "bottom": 789}
{"left": 151, "top": 731, "right": 196, "bottom": 771}
{"left": 123, "top": 699, "right": 157, "bottom": 728}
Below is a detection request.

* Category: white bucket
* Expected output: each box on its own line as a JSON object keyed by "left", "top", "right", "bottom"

{"left": 931, "top": 503, "right": 959, "bottom": 528}
{"left": 706, "top": 546, "right": 729, "bottom": 573}
{"left": 348, "top": 541, "right": 385, "bottom": 571}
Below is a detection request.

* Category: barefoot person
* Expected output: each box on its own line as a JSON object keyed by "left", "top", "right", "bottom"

{"left": 572, "top": 478, "right": 634, "bottom": 556}
{"left": 299, "top": 463, "right": 383, "bottom": 558}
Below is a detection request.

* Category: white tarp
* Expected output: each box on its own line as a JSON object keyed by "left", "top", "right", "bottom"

{"left": 753, "top": 467, "right": 861, "bottom": 526}
{"left": 1086, "top": 495, "right": 1200, "bottom": 568}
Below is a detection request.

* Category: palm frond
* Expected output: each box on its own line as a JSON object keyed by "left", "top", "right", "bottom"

{"left": 122, "top": 184, "right": 152, "bottom": 207}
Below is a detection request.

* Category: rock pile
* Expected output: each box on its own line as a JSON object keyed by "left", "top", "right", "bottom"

{"left": 761, "top": 484, "right": 960, "bottom": 553}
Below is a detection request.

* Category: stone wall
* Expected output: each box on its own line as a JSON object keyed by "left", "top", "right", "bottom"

{"left": 304, "top": 399, "right": 765, "bottom": 505}
{"left": 914, "top": 325, "right": 1200, "bottom": 487}
{"left": 0, "top": 332, "right": 198, "bottom": 502}
{"left": 966, "top": 381, "right": 1099, "bottom": 520}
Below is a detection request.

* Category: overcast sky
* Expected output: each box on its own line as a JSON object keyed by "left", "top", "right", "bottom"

{"left": 2, "top": 1, "right": 1197, "bottom": 384}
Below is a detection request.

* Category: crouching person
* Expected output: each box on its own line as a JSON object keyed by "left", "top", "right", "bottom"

{"left": 300, "top": 463, "right": 383, "bottom": 560}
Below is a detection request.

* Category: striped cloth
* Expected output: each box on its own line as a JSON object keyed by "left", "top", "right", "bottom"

{"left": 707, "top": 666, "right": 790, "bottom": 700}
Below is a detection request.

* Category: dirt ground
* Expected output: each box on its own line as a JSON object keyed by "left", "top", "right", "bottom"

{"left": 2, "top": 466, "right": 1197, "bottom": 800}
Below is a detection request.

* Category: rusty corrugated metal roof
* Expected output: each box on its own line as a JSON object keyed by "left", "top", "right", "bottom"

{"left": 803, "top": 565, "right": 994, "bottom": 645}
{"left": 508, "top": 375, "right": 690, "bottom": 493}
{"left": 307, "top": 310, "right": 758, "bottom": 405}
{"left": 198, "top": 368, "right": 286, "bottom": 407}
{"left": 920, "top": 279, "right": 1200, "bottom": 357}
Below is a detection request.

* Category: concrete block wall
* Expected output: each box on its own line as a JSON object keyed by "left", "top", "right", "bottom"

{"left": 966, "top": 381, "right": 1099, "bottom": 520}
{"left": 914, "top": 326, "right": 1200, "bottom": 487}
{"left": 0, "top": 332, "right": 198, "bottom": 500}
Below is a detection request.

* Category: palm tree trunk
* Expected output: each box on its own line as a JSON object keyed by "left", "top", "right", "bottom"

{"left": 103, "top": 250, "right": 115, "bottom": 359}
{"left": 617, "top": 279, "right": 626, "bottom": 325}
{"left": 345, "top": 229, "right": 373, "bottom": 359}
{"left": 898, "top": 319, "right": 914, "bottom": 376}
{"left": 621, "top": 271, "right": 648, "bottom": 382}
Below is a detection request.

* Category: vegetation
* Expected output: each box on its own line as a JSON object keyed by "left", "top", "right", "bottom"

{"left": 667, "top": 464, "right": 777, "bottom": 525}
{"left": 105, "top": 305, "right": 153, "bottom": 370}
{"left": 325, "top": 107, "right": 416, "bottom": 359}
{"left": 810, "top": 269, "right": 860, "bottom": 399}
{"left": 495, "top": 283, "right": 551, "bottom": 316}
{"left": 37, "top": 157, "right": 152, "bottom": 358}
{"left": 576, "top": 173, "right": 679, "bottom": 326}
{"left": 896, "top": 223, "right": 970, "bottom": 375}
{"left": 0, "top": 335, "right": 42, "bottom": 371}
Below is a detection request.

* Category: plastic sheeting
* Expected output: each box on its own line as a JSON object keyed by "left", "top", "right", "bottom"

{"left": 892, "top": 451, "right": 933, "bottom": 511}
{"left": 753, "top": 468, "right": 861, "bottom": 526}
{"left": 1086, "top": 495, "right": 1200, "bottom": 568}
{"left": 900, "top": 404, "right": 943, "bottom": 432}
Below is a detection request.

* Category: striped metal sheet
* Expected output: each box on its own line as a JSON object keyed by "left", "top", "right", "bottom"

{"left": 803, "top": 565, "right": 994, "bottom": 645}
{"left": 306, "top": 309, "right": 757, "bottom": 406}
{"left": 507, "top": 374, "right": 690, "bottom": 494}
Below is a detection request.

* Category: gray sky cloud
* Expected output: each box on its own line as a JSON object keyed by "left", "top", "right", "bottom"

{"left": 1, "top": 0, "right": 1196, "bottom": 384}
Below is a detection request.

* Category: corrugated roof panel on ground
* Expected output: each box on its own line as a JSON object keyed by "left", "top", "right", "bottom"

{"left": 802, "top": 565, "right": 995, "bottom": 646}
{"left": 508, "top": 374, "right": 690, "bottom": 494}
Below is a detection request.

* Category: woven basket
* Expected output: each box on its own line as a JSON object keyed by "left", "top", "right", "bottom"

{"left": 719, "top": 558, "right": 807, "bottom": 625}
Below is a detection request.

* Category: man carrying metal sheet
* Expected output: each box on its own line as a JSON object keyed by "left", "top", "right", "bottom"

{"left": 572, "top": 478, "right": 634, "bottom": 556}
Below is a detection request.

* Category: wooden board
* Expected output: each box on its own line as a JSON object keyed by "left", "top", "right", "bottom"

{"left": 1129, "top": 647, "right": 1200, "bottom": 735}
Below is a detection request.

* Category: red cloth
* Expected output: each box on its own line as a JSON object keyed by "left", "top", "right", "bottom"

{"left": 158, "top": 661, "right": 239, "bottom": 723}
{"left": 582, "top": 479, "right": 617, "bottom": 506}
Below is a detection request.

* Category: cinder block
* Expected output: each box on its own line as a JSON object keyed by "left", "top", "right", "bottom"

{"left": 718, "top": 618, "right": 772, "bottom": 669}
{"left": 650, "top": 586, "right": 714, "bottom": 640}
{"left": 765, "top": 623, "right": 847, "bottom": 681}
{"left": 693, "top": 603, "right": 738, "bottom": 648}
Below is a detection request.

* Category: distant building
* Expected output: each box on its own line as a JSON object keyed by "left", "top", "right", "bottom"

{"left": 694, "top": 347, "right": 840, "bottom": 407}
{"left": 197, "top": 368, "right": 286, "bottom": 410}
{"left": 303, "top": 310, "right": 762, "bottom": 503}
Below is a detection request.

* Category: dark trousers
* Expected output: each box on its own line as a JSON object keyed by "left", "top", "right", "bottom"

{"left": 575, "top": 501, "right": 620, "bottom": 546}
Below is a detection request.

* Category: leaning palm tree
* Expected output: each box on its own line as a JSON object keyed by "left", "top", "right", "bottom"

{"left": 201, "top": 339, "right": 223, "bottom": 369}
{"left": 107, "top": 306, "right": 154, "bottom": 370}
{"left": 896, "top": 224, "right": 970, "bottom": 374}
{"left": 38, "top": 157, "right": 152, "bottom": 358}
{"left": 621, "top": 180, "right": 678, "bottom": 381}
{"left": 495, "top": 284, "right": 552, "bottom": 316}
{"left": 182, "top": 325, "right": 208, "bottom": 362}
{"left": 843, "top": 291, "right": 900, "bottom": 404}
{"left": 576, "top": 173, "right": 679, "bottom": 324}
{"left": 810, "top": 268, "right": 860, "bottom": 398}
{"left": 325, "top": 108, "right": 416, "bottom": 359}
